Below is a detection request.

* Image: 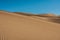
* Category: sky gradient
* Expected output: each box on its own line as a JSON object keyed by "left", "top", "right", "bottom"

{"left": 0, "top": 0, "right": 60, "bottom": 15}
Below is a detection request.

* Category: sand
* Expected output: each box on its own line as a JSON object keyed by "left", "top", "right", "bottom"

{"left": 0, "top": 11, "right": 60, "bottom": 40}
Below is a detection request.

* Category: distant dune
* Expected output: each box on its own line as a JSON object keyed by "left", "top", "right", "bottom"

{"left": 14, "top": 12, "right": 60, "bottom": 24}
{"left": 0, "top": 11, "right": 60, "bottom": 40}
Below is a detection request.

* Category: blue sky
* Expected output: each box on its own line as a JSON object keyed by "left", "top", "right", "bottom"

{"left": 0, "top": 0, "right": 60, "bottom": 15}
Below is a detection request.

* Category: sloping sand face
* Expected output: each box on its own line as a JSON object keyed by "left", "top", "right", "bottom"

{"left": 0, "top": 12, "right": 60, "bottom": 40}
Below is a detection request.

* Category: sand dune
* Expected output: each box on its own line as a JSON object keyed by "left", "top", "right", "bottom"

{"left": 14, "top": 12, "right": 60, "bottom": 24}
{"left": 0, "top": 11, "right": 60, "bottom": 40}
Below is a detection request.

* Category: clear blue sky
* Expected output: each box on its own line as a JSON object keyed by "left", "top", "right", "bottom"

{"left": 0, "top": 0, "right": 60, "bottom": 15}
